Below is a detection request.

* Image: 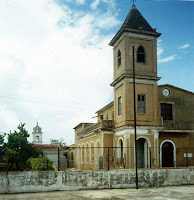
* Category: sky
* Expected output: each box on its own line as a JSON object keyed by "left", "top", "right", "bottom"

{"left": 0, "top": 0, "right": 193, "bottom": 145}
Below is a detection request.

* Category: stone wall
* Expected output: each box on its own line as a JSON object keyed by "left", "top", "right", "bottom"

{"left": 1, "top": 168, "right": 194, "bottom": 194}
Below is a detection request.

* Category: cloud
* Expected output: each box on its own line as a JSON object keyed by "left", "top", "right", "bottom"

{"left": 157, "top": 40, "right": 164, "bottom": 57}
{"left": 158, "top": 55, "right": 176, "bottom": 63}
{"left": 76, "top": 0, "right": 86, "bottom": 5}
{"left": 90, "top": 0, "right": 116, "bottom": 11}
{"left": 178, "top": 44, "right": 190, "bottom": 49}
{"left": 91, "top": 0, "right": 100, "bottom": 10}
{"left": 0, "top": 0, "right": 119, "bottom": 144}
{"left": 157, "top": 40, "right": 176, "bottom": 63}
{"left": 157, "top": 47, "right": 164, "bottom": 57}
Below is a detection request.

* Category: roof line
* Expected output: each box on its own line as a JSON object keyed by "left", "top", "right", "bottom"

{"left": 158, "top": 84, "right": 194, "bottom": 95}
{"left": 95, "top": 101, "right": 114, "bottom": 114}
{"left": 73, "top": 122, "right": 95, "bottom": 129}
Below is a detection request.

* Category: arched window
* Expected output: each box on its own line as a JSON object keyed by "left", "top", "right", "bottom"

{"left": 118, "top": 139, "right": 123, "bottom": 159}
{"left": 96, "top": 141, "right": 100, "bottom": 164}
{"left": 82, "top": 145, "right": 85, "bottom": 163}
{"left": 137, "top": 45, "right": 145, "bottom": 63}
{"left": 117, "top": 49, "right": 121, "bottom": 67}
{"left": 79, "top": 145, "right": 81, "bottom": 164}
{"left": 36, "top": 136, "right": 39, "bottom": 142}
{"left": 86, "top": 143, "right": 89, "bottom": 164}
{"left": 91, "top": 142, "right": 94, "bottom": 164}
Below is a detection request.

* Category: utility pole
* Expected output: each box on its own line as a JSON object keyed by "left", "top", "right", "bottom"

{"left": 133, "top": 46, "right": 138, "bottom": 189}
{"left": 58, "top": 147, "right": 60, "bottom": 171}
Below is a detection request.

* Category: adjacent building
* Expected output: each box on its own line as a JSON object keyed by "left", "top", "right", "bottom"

{"left": 32, "top": 123, "right": 75, "bottom": 169}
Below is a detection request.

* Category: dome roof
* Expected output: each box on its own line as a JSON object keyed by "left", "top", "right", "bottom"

{"left": 33, "top": 122, "right": 42, "bottom": 133}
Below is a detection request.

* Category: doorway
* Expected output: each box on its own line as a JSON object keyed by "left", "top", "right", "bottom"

{"left": 118, "top": 139, "right": 123, "bottom": 160}
{"left": 136, "top": 138, "right": 150, "bottom": 168}
{"left": 161, "top": 141, "right": 175, "bottom": 167}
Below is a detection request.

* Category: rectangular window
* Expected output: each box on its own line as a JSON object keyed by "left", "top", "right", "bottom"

{"left": 137, "top": 95, "right": 146, "bottom": 114}
{"left": 118, "top": 96, "right": 122, "bottom": 116}
{"left": 161, "top": 103, "right": 173, "bottom": 120}
{"left": 100, "top": 115, "right": 103, "bottom": 120}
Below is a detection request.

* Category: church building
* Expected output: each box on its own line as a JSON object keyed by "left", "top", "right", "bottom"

{"left": 74, "top": 5, "right": 194, "bottom": 170}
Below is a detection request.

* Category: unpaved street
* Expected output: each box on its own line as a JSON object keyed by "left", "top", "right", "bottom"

{"left": 0, "top": 185, "right": 194, "bottom": 200}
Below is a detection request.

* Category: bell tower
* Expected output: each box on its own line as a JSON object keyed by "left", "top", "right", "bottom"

{"left": 32, "top": 122, "right": 43, "bottom": 144}
{"left": 109, "top": 5, "right": 161, "bottom": 128}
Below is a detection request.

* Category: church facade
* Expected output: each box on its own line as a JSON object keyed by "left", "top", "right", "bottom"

{"left": 74, "top": 5, "right": 194, "bottom": 170}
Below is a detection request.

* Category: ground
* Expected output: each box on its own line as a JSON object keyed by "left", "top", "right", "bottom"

{"left": 0, "top": 185, "right": 194, "bottom": 200}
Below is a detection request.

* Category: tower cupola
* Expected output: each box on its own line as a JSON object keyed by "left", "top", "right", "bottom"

{"left": 32, "top": 122, "right": 43, "bottom": 144}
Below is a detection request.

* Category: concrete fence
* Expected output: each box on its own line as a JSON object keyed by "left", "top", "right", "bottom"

{"left": 0, "top": 168, "right": 194, "bottom": 194}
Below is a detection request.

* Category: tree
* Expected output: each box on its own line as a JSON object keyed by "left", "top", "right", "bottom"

{"left": 0, "top": 133, "right": 5, "bottom": 146}
{"left": 0, "top": 133, "right": 6, "bottom": 171}
{"left": 50, "top": 138, "right": 67, "bottom": 147}
{"left": 4, "top": 123, "right": 40, "bottom": 170}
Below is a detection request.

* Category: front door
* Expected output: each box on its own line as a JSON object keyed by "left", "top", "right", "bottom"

{"left": 137, "top": 138, "right": 145, "bottom": 168}
{"left": 162, "top": 142, "right": 174, "bottom": 167}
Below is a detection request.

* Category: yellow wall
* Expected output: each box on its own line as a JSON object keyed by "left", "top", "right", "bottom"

{"left": 104, "top": 133, "right": 113, "bottom": 169}
{"left": 114, "top": 84, "right": 126, "bottom": 127}
{"left": 97, "top": 104, "right": 114, "bottom": 121}
{"left": 76, "top": 132, "right": 113, "bottom": 170}
{"left": 113, "top": 36, "right": 157, "bottom": 81}
{"left": 158, "top": 85, "right": 194, "bottom": 129}
{"left": 113, "top": 38, "right": 126, "bottom": 80}
{"left": 76, "top": 134, "right": 103, "bottom": 170}
{"left": 114, "top": 81, "right": 159, "bottom": 128}
{"left": 126, "top": 82, "right": 158, "bottom": 126}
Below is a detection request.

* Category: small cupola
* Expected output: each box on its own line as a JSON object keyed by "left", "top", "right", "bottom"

{"left": 33, "top": 122, "right": 42, "bottom": 133}
{"left": 32, "top": 122, "right": 43, "bottom": 144}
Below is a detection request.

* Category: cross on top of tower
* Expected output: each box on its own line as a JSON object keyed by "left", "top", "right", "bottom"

{"left": 131, "top": 0, "right": 136, "bottom": 5}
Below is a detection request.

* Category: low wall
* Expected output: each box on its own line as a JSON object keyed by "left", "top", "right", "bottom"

{"left": 1, "top": 168, "right": 194, "bottom": 194}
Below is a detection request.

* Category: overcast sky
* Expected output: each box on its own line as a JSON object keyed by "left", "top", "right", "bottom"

{"left": 0, "top": 0, "right": 193, "bottom": 145}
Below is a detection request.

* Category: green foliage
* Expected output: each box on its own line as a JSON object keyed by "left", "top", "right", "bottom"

{"left": 3, "top": 123, "right": 40, "bottom": 171}
{"left": 0, "top": 133, "right": 5, "bottom": 145}
{"left": 27, "top": 157, "right": 54, "bottom": 171}
{"left": 0, "top": 146, "right": 5, "bottom": 171}
{"left": 50, "top": 138, "right": 67, "bottom": 147}
{"left": 1, "top": 134, "right": 6, "bottom": 171}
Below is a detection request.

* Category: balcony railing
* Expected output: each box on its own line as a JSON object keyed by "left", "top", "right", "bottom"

{"left": 158, "top": 116, "right": 194, "bottom": 130}
{"left": 77, "top": 120, "right": 113, "bottom": 137}
{"left": 163, "top": 121, "right": 194, "bottom": 130}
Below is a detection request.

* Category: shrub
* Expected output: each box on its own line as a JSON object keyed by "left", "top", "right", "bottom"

{"left": 27, "top": 157, "right": 54, "bottom": 171}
